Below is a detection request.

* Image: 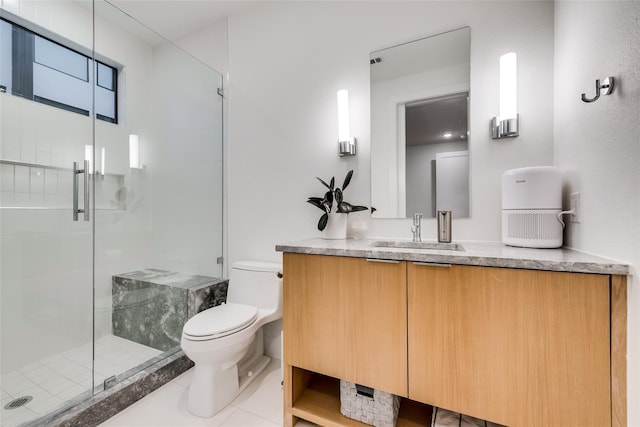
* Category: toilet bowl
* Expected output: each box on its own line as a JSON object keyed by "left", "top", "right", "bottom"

{"left": 180, "top": 261, "right": 283, "bottom": 417}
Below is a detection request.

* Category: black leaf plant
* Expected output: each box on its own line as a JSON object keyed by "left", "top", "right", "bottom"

{"left": 307, "top": 170, "right": 368, "bottom": 231}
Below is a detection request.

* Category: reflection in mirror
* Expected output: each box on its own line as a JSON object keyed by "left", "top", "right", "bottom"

{"left": 370, "top": 27, "right": 470, "bottom": 219}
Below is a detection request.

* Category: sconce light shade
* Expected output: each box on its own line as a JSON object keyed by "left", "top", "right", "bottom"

{"left": 100, "top": 147, "right": 106, "bottom": 177}
{"left": 85, "top": 145, "right": 94, "bottom": 174}
{"left": 337, "top": 89, "right": 356, "bottom": 156}
{"left": 492, "top": 52, "right": 519, "bottom": 139}
{"left": 129, "top": 134, "right": 140, "bottom": 169}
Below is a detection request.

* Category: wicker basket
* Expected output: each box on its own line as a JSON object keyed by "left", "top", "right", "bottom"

{"left": 339, "top": 380, "right": 400, "bottom": 427}
{"left": 431, "top": 407, "right": 506, "bottom": 427}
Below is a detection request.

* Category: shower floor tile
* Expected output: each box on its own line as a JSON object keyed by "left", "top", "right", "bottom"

{"left": 0, "top": 335, "right": 162, "bottom": 427}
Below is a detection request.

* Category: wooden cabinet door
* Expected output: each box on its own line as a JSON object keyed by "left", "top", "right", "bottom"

{"left": 344, "top": 258, "right": 407, "bottom": 397}
{"left": 283, "top": 253, "right": 347, "bottom": 380}
{"left": 408, "top": 263, "right": 611, "bottom": 427}
{"left": 283, "top": 253, "right": 407, "bottom": 396}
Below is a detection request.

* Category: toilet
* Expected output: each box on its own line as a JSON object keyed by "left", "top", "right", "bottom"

{"left": 180, "top": 261, "right": 283, "bottom": 417}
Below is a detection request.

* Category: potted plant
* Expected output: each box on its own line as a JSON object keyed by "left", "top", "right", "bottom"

{"left": 307, "top": 170, "right": 368, "bottom": 239}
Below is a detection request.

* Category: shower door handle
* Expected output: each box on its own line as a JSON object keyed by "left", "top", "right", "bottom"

{"left": 73, "top": 160, "right": 90, "bottom": 221}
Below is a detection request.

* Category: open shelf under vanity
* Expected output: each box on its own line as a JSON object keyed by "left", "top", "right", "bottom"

{"left": 286, "top": 366, "right": 433, "bottom": 427}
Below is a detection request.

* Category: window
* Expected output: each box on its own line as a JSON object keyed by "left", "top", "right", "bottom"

{"left": 0, "top": 18, "right": 118, "bottom": 124}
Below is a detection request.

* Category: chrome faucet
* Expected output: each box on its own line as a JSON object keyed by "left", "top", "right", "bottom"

{"left": 411, "top": 213, "right": 423, "bottom": 242}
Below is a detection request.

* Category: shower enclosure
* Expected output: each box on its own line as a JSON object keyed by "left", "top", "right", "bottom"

{"left": 0, "top": 1, "right": 223, "bottom": 425}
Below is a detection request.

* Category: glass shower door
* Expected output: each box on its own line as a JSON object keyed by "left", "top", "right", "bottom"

{"left": 92, "top": 0, "right": 224, "bottom": 390}
{"left": 0, "top": 1, "right": 96, "bottom": 425}
{"left": 1, "top": 2, "right": 224, "bottom": 422}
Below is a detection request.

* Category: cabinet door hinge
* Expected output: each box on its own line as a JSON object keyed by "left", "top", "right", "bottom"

{"left": 217, "top": 88, "right": 224, "bottom": 98}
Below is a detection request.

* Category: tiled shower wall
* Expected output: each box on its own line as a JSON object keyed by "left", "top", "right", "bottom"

{"left": 1, "top": 0, "right": 224, "bottom": 377}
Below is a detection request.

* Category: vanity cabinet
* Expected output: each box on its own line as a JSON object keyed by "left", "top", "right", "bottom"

{"left": 283, "top": 253, "right": 407, "bottom": 396}
{"left": 408, "top": 263, "right": 611, "bottom": 427}
{"left": 282, "top": 252, "right": 626, "bottom": 427}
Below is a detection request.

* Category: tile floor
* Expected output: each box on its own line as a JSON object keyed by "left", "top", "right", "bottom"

{"left": 98, "top": 359, "right": 314, "bottom": 427}
{"left": 1, "top": 335, "right": 162, "bottom": 427}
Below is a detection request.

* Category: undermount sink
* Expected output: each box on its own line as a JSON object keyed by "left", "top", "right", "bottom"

{"left": 372, "top": 240, "right": 465, "bottom": 252}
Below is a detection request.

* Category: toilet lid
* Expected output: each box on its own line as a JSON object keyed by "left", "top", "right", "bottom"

{"left": 183, "top": 303, "right": 258, "bottom": 340}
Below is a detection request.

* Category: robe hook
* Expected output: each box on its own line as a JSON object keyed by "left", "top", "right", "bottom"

{"left": 581, "top": 77, "right": 615, "bottom": 103}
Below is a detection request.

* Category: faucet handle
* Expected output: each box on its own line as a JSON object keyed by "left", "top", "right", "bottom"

{"left": 413, "top": 213, "right": 423, "bottom": 223}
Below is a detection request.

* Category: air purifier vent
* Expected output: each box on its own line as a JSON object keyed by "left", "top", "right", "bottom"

{"left": 502, "top": 210, "right": 562, "bottom": 248}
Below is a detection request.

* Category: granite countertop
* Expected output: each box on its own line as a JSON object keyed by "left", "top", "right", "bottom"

{"left": 275, "top": 238, "right": 629, "bottom": 275}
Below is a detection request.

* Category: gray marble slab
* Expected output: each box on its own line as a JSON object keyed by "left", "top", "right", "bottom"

{"left": 25, "top": 351, "right": 194, "bottom": 427}
{"left": 188, "top": 277, "right": 228, "bottom": 319}
{"left": 276, "top": 238, "right": 629, "bottom": 275}
{"left": 112, "top": 270, "right": 228, "bottom": 351}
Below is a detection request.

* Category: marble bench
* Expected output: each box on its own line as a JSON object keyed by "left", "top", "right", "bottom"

{"left": 112, "top": 269, "right": 228, "bottom": 351}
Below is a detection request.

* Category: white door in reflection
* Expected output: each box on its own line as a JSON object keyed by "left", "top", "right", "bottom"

{"left": 435, "top": 150, "right": 469, "bottom": 218}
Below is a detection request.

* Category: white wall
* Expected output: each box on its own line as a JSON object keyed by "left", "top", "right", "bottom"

{"left": 226, "top": 1, "right": 554, "bottom": 264}
{"left": 220, "top": 1, "right": 553, "bottom": 363}
{"left": 553, "top": 2, "right": 640, "bottom": 425}
{"left": 110, "top": 0, "right": 639, "bottom": 417}
{"left": 174, "top": 20, "right": 228, "bottom": 77}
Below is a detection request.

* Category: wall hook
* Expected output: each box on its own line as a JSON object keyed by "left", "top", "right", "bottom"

{"left": 581, "top": 77, "right": 615, "bottom": 103}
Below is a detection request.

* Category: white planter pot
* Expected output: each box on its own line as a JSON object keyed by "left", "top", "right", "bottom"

{"left": 322, "top": 213, "right": 348, "bottom": 240}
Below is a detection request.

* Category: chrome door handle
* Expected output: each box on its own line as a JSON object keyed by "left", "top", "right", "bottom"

{"left": 73, "top": 160, "right": 90, "bottom": 221}
{"left": 412, "top": 262, "right": 452, "bottom": 268}
{"left": 366, "top": 258, "right": 400, "bottom": 264}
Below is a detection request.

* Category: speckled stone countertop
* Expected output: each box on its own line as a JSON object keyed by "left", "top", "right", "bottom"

{"left": 276, "top": 238, "right": 629, "bottom": 275}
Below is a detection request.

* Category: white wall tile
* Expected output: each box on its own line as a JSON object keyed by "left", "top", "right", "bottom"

{"left": 1, "top": 0, "right": 223, "bottom": 385}
{"left": 30, "top": 168, "right": 44, "bottom": 194}
{"left": 1, "top": 144, "right": 20, "bottom": 161}
{"left": 20, "top": 145, "right": 36, "bottom": 163}
{"left": 0, "top": 191, "right": 14, "bottom": 205}
{"left": 50, "top": 151, "right": 65, "bottom": 167}
{"left": 1, "top": 163, "right": 14, "bottom": 191}
{"left": 14, "top": 165, "right": 29, "bottom": 193}
{"left": 36, "top": 149, "right": 51, "bottom": 165}
{"left": 44, "top": 169, "right": 58, "bottom": 195}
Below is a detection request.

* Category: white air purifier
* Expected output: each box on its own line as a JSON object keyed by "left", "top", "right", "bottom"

{"left": 502, "top": 166, "right": 563, "bottom": 248}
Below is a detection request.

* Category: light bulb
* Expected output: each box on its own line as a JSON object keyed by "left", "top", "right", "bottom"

{"left": 129, "top": 134, "right": 139, "bottom": 169}
{"left": 499, "top": 52, "right": 517, "bottom": 120}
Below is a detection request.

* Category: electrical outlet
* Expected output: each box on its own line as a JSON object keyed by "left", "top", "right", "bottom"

{"left": 570, "top": 192, "right": 581, "bottom": 223}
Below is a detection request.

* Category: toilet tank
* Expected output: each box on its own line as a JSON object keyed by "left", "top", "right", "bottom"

{"left": 227, "top": 261, "right": 283, "bottom": 312}
{"left": 502, "top": 166, "right": 563, "bottom": 248}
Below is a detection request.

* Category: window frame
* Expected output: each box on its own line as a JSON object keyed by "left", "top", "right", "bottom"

{"left": 1, "top": 15, "right": 119, "bottom": 124}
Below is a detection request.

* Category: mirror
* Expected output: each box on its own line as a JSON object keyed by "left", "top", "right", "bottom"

{"left": 370, "top": 27, "right": 470, "bottom": 219}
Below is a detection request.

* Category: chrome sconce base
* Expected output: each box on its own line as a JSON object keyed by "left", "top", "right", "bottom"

{"left": 339, "top": 137, "right": 357, "bottom": 156}
{"left": 491, "top": 114, "right": 519, "bottom": 139}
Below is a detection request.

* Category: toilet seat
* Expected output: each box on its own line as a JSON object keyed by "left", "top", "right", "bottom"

{"left": 183, "top": 303, "right": 258, "bottom": 341}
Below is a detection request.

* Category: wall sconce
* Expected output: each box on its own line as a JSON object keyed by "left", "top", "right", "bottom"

{"left": 491, "top": 52, "right": 519, "bottom": 139}
{"left": 85, "top": 145, "right": 106, "bottom": 178}
{"left": 100, "top": 147, "right": 106, "bottom": 178}
{"left": 129, "top": 134, "right": 142, "bottom": 169}
{"left": 84, "top": 145, "right": 94, "bottom": 174}
{"left": 337, "top": 89, "right": 356, "bottom": 156}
